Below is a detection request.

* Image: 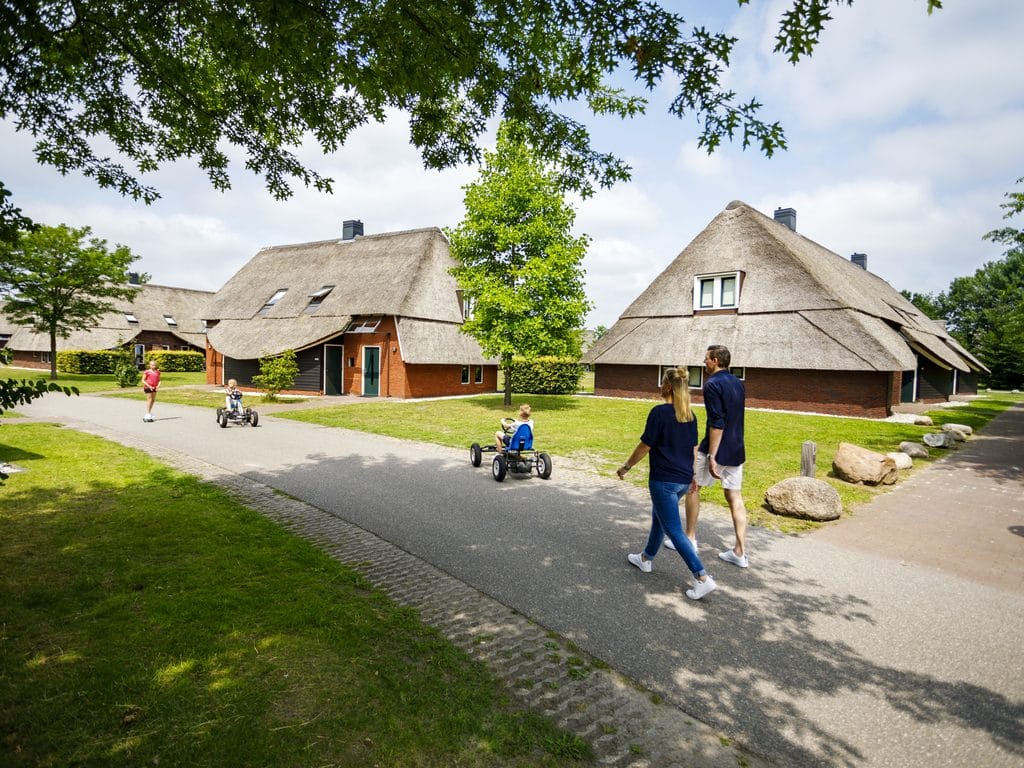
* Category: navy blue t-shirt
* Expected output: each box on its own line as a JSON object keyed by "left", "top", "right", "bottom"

{"left": 699, "top": 370, "right": 746, "bottom": 466}
{"left": 640, "top": 403, "right": 700, "bottom": 484}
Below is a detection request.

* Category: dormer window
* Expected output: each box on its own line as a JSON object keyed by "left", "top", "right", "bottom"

{"left": 457, "top": 290, "right": 474, "bottom": 320}
{"left": 256, "top": 289, "right": 287, "bottom": 316}
{"left": 125, "top": 312, "right": 139, "bottom": 323}
{"left": 164, "top": 314, "right": 177, "bottom": 326}
{"left": 694, "top": 272, "right": 740, "bottom": 311}
{"left": 345, "top": 317, "right": 381, "bottom": 333}
{"left": 305, "top": 285, "right": 334, "bottom": 314}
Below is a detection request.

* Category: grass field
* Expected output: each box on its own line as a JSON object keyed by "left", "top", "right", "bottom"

{"left": 0, "top": 422, "right": 590, "bottom": 767}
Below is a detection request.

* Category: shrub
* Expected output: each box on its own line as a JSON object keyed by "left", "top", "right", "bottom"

{"left": 251, "top": 349, "right": 299, "bottom": 401}
{"left": 146, "top": 350, "right": 205, "bottom": 372}
{"left": 505, "top": 357, "right": 583, "bottom": 394}
{"left": 56, "top": 350, "right": 125, "bottom": 374}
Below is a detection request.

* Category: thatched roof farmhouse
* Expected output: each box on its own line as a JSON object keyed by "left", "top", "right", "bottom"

{"left": 584, "top": 200, "right": 986, "bottom": 418}
{"left": 203, "top": 222, "right": 497, "bottom": 397}
{"left": 1, "top": 281, "right": 212, "bottom": 369}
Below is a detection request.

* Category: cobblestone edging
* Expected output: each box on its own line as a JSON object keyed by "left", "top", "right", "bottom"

{"left": 60, "top": 421, "right": 769, "bottom": 768}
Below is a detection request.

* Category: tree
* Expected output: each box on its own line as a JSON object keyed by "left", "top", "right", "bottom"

{"left": 900, "top": 290, "right": 943, "bottom": 320}
{"left": 447, "top": 123, "right": 592, "bottom": 405}
{"left": 0, "top": 0, "right": 944, "bottom": 233}
{"left": 936, "top": 179, "right": 1024, "bottom": 389}
{"left": 0, "top": 224, "right": 141, "bottom": 380}
{"left": 252, "top": 349, "right": 300, "bottom": 402}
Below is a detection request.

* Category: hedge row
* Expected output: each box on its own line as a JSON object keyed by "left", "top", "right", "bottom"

{"left": 504, "top": 357, "right": 583, "bottom": 394}
{"left": 56, "top": 349, "right": 205, "bottom": 374}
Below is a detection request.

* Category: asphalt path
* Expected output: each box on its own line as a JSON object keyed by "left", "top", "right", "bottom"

{"left": 17, "top": 392, "right": 1024, "bottom": 768}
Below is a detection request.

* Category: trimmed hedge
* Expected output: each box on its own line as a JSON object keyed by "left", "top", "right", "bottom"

{"left": 505, "top": 357, "right": 583, "bottom": 394}
{"left": 147, "top": 350, "right": 205, "bottom": 372}
{"left": 56, "top": 350, "right": 127, "bottom": 374}
{"left": 56, "top": 348, "right": 205, "bottom": 374}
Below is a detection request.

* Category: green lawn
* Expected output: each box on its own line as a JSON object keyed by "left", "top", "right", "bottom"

{"left": 276, "top": 392, "right": 1023, "bottom": 533}
{"left": 0, "top": 423, "right": 590, "bottom": 767}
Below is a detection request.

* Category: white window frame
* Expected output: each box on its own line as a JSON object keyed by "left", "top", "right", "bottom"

{"left": 687, "top": 366, "right": 703, "bottom": 389}
{"left": 461, "top": 365, "right": 471, "bottom": 385}
{"left": 729, "top": 367, "right": 746, "bottom": 380}
{"left": 345, "top": 317, "right": 381, "bottom": 333}
{"left": 164, "top": 314, "right": 177, "bottom": 326}
{"left": 694, "top": 272, "right": 740, "bottom": 311}
{"left": 305, "top": 285, "right": 335, "bottom": 314}
{"left": 124, "top": 312, "right": 139, "bottom": 323}
{"left": 256, "top": 289, "right": 288, "bottom": 316}
{"left": 474, "top": 365, "right": 483, "bottom": 384}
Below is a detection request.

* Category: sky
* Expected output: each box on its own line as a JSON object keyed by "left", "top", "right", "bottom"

{"left": 3, "top": 0, "right": 1023, "bottom": 329}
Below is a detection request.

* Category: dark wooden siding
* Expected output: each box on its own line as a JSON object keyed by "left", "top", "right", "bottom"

{"left": 917, "top": 358, "right": 953, "bottom": 400}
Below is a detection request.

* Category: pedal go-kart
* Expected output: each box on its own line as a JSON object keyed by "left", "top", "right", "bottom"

{"left": 215, "top": 404, "right": 259, "bottom": 428}
{"left": 470, "top": 419, "right": 552, "bottom": 482}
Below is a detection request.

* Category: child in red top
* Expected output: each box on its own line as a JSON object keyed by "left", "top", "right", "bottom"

{"left": 142, "top": 359, "right": 160, "bottom": 422}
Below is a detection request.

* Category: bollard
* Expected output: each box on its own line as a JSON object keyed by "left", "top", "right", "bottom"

{"left": 801, "top": 440, "right": 817, "bottom": 477}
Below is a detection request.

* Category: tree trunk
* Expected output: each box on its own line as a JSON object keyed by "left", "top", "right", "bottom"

{"left": 502, "top": 353, "right": 512, "bottom": 406}
{"left": 48, "top": 330, "right": 58, "bottom": 380}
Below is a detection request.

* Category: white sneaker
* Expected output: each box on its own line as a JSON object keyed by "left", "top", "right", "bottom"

{"left": 143, "top": 414, "right": 154, "bottom": 422}
{"left": 664, "top": 536, "right": 697, "bottom": 552}
{"left": 685, "top": 575, "right": 717, "bottom": 600}
{"left": 718, "top": 549, "right": 749, "bottom": 568}
{"left": 627, "top": 553, "right": 652, "bottom": 573}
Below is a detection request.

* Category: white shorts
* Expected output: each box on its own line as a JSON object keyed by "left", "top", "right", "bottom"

{"left": 696, "top": 452, "right": 744, "bottom": 491}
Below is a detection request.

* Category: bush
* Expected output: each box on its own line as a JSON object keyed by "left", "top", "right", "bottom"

{"left": 114, "top": 356, "right": 141, "bottom": 388}
{"left": 505, "top": 357, "right": 583, "bottom": 394}
{"left": 251, "top": 349, "right": 299, "bottom": 401}
{"left": 56, "top": 350, "right": 125, "bottom": 374}
{"left": 146, "top": 350, "right": 205, "bottom": 372}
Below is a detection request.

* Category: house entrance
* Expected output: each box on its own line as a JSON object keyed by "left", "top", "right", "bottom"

{"left": 901, "top": 370, "right": 916, "bottom": 403}
{"left": 324, "top": 344, "right": 344, "bottom": 396}
{"left": 362, "top": 346, "right": 380, "bottom": 397}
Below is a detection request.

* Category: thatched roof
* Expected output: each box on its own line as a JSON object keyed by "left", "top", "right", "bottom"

{"left": 205, "top": 226, "right": 494, "bottom": 364}
{"left": 2, "top": 283, "right": 213, "bottom": 353}
{"left": 585, "top": 200, "right": 986, "bottom": 374}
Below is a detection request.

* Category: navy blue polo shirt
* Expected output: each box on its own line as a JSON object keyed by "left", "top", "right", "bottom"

{"left": 640, "top": 403, "right": 700, "bottom": 484}
{"left": 699, "top": 370, "right": 746, "bottom": 466}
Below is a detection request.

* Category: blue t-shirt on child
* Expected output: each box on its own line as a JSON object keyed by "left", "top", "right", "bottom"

{"left": 640, "top": 403, "right": 700, "bottom": 484}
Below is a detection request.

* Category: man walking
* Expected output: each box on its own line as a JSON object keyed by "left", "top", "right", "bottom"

{"left": 689, "top": 344, "right": 749, "bottom": 568}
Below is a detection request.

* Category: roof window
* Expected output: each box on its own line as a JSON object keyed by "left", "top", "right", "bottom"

{"left": 304, "top": 285, "right": 335, "bottom": 314}
{"left": 345, "top": 317, "right": 381, "bottom": 333}
{"left": 125, "top": 312, "right": 139, "bottom": 323}
{"left": 256, "top": 289, "right": 288, "bottom": 317}
{"left": 164, "top": 314, "right": 177, "bottom": 326}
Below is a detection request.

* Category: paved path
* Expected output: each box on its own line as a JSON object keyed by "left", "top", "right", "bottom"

{"left": 12, "top": 393, "right": 1024, "bottom": 768}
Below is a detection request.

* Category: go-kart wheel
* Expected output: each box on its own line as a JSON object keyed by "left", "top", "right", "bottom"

{"left": 250, "top": 411, "right": 258, "bottom": 427}
{"left": 216, "top": 407, "right": 223, "bottom": 421}
{"left": 537, "top": 452, "right": 552, "bottom": 479}
{"left": 492, "top": 454, "right": 507, "bottom": 482}
{"left": 218, "top": 412, "right": 228, "bottom": 428}
{"left": 470, "top": 443, "right": 482, "bottom": 467}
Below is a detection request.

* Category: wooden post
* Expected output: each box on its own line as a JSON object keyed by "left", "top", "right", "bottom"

{"left": 801, "top": 441, "right": 817, "bottom": 478}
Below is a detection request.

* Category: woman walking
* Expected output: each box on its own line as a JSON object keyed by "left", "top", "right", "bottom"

{"left": 142, "top": 359, "right": 160, "bottom": 422}
{"left": 617, "top": 367, "right": 716, "bottom": 600}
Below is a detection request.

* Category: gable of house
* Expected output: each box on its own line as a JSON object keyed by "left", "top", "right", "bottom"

{"left": 585, "top": 200, "right": 986, "bottom": 378}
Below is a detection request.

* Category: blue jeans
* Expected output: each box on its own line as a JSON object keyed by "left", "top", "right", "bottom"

{"left": 644, "top": 480, "right": 706, "bottom": 578}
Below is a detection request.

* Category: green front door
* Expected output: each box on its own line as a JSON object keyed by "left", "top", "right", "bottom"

{"left": 325, "top": 345, "right": 343, "bottom": 396}
{"left": 362, "top": 347, "right": 380, "bottom": 397}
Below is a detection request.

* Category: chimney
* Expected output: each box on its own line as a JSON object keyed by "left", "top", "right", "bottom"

{"left": 342, "top": 219, "right": 364, "bottom": 240}
{"left": 773, "top": 207, "right": 796, "bottom": 232}
{"left": 128, "top": 272, "right": 140, "bottom": 285}
{"left": 850, "top": 252, "right": 868, "bottom": 270}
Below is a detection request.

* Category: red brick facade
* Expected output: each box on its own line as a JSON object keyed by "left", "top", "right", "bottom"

{"left": 594, "top": 365, "right": 899, "bottom": 419}
{"left": 11, "top": 330, "right": 200, "bottom": 370}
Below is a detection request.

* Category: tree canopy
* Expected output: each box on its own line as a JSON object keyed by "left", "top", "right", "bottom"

{"left": 446, "top": 122, "right": 591, "bottom": 405}
{"left": 1, "top": 0, "right": 942, "bottom": 229}
{"left": 0, "top": 223, "right": 141, "bottom": 379}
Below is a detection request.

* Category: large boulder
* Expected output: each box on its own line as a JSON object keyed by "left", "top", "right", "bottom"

{"left": 899, "top": 441, "right": 929, "bottom": 458}
{"left": 943, "top": 422, "right": 973, "bottom": 436}
{"left": 765, "top": 477, "right": 842, "bottom": 521}
{"left": 942, "top": 423, "right": 970, "bottom": 441}
{"left": 886, "top": 452, "right": 914, "bottom": 470}
{"left": 832, "top": 442, "right": 898, "bottom": 485}
{"left": 923, "top": 432, "right": 956, "bottom": 448}
{"left": 914, "top": 415, "right": 934, "bottom": 426}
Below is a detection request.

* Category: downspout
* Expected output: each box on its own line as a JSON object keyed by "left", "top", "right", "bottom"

{"left": 385, "top": 331, "right": 391, "bottom": 397}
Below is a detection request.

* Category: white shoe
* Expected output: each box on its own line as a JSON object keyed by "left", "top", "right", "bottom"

{"left": 664, "top": 536, "right": 697, "bottom": 552}
{"left": 718, "top": 549, "right": 749, "bottom": 568}
{"left": 627, "top": 553, "right": 652, "bottom": 573}
{"left": 143, "top": 414, "right": 154, "bottom": 422}
{"left": 685, "top": 575, "right": 717, "bottom": 600}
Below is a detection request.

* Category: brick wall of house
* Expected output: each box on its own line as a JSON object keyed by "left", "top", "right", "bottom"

{"left": 403, "top": 363, "right": 497, "bottom": 398}
{"left": 594, "top": 364, "right": 896, "bottom": 418}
